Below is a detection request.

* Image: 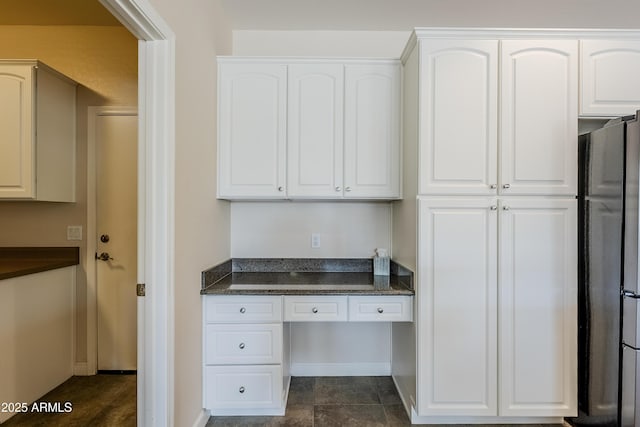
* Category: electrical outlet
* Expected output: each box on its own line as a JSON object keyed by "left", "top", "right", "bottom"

{"left": 67, "top": 225, "right": 83, "bottom": 241}
{"left": 311, "top": 233, "right": 321, "bottom": 248}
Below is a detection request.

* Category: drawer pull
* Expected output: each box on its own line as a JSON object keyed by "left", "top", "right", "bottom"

{"left": 239, "top": 307, "right": 246, "bottom": 314}
{"left": 377, "top": 307, "right": 384, "bottom": 314}
{"left": 312, "top": 307, "right": 318, "bottom": 314}
{"left": 239, "top": 386, "right": 245, "bottom": 394}
{"left": 239, "top": 342, "right": 245, "bottom": 350}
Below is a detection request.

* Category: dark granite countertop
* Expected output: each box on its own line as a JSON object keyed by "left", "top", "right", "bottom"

{"left": 201, "top": 258, "right": 414, "bottom": 296}
{"left": 0, "top": 247, "right": 80, "bottom": 280}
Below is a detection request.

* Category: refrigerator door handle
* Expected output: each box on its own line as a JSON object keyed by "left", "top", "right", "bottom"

{"left": 622, "top": 289, "right": 640, "bottom": 299}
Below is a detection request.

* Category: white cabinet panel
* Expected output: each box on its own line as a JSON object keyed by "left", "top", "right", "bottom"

{"left": 204, "top": 365, "right": 283, "bottom": 410}
{"left": 499, "top": 198, "right": 577, "bottom": 416}
{"left": 348, "top": 295, "right": 413, "bottom": 322}
{"left": 205, "top": 295, "right": 282, "bottom": 324}
{"left": 418, "top": 198, "right": 498, "bottom": 416}
{"left": 344, "top": 64, "right": 401, "bottom": 199}
{"left": 500, "top": 40, "right": 578, "bottom": 196}
{"left": 283, "top": 295, "right": 348, "bottom": 322}
{"left": 581, "top": 40, "right": 640, "bottom": 117}
{"left": 419, "top": 40, "right": 498, "bottom": 195}
{"left": 218, "top": 62, "right": 287, "bottom": 199}
{"left": 204, "top": 323, "right": 283, "bottom": 365}
{"left": 287, "top": 64, "right": 344, "bottom": 198}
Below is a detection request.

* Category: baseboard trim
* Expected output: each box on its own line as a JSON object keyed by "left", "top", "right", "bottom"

{"left": 290, "top": 362, "right": 391, "bottom": 376}
{"left": 191, "top": 409, "right": 210, "bottom": 427}
{"left": 410, "top": 411, "right": 564, "bottom": 424}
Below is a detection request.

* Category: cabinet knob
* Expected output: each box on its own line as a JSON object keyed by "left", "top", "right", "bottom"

{"left": 278, "top": 186, "right": 284, "bottom": 192}
{"left": 377, "top": 307, "right": 384, "bottom": 314}
{"left": 490, "top": 205, "right": 497, "bottom": 211}
{"left": 502, "top": 184, "right": 511, "bottom": 189}
{"left": 490, "top": 184, "right": 497, "bottom": 189}
{"left": 503, "top": 205, "right": 510, "bottom": 211}
{"left": 239, "top": 386, "right": 245, "bottom": 394}
{"left": 239, "top": 307, "right": 246, "bottom": 314}
{"left": 239, "top": 342, "right": 245, "bottom": 349}
{"left": 345, "top": 187, "right": 352, "bottom": 192}
{"left": 312, "top": 307, "right": 318, "bottom": 314}
{"left": 335, "top": 186, "right": 341, "bottom": 192}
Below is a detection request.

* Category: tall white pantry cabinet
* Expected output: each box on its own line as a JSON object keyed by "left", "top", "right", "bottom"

{"left": 401, "top": 29, "right": 583, "bottom": 423}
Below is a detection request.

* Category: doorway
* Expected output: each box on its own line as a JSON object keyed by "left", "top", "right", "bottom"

{"left": 90, "top": 108, "right": 138, "bottom": 372}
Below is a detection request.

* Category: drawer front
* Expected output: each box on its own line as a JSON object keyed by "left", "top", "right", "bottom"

{"left": 204, "top": 295, "right": 282, "bottom": 323}
{"left": 283, "top": 296, "right": 348, "bottom": 322}
{"left": 204, "top": 323, "right": 282, "bottom": 365}
{"left": 348, "top": 296, "right": 413, "bottom": 322}
{"left": 204, "top": 365, "right": 282, "bottom": 409}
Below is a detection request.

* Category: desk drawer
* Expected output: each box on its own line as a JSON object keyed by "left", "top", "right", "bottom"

{"left": 204, "top": 295, "right": 282, "bottom": 323}
{"left": 283, "top": 296, "right": 348, "bottom": 322}
{"left": 204, "top": 323, "right": 282, "bottom": 365}
{"left": 348, "top": 296, "right": 413, "bottom": 322}
{"left": 204, "top": 365, "right": 282, "bottom": 410}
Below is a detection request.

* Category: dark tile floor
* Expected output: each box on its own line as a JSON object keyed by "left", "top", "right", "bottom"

{"left": 1, "top": 374, "right": 136, "bottom": 427}
{"left": 206, "top": 376, "right": 413, "bottom": 426}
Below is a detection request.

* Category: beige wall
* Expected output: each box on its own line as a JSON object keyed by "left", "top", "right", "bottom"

{"left": 0, "top": 25, "right": 138, "bottom": 363}
{"left": 144, "top": 0, "right": 233, "bottom": 425}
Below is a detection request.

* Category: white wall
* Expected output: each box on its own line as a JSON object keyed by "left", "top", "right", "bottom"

{"left": 145, "top": 0, "right": 232, "bottom": 426}
{"left": 231, "top": 202, "right": 391, "bottom": 258}
{"left": 232, "top": 30, "right": 409, "bottom": 57}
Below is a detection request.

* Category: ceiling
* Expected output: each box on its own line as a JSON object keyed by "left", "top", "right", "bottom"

{"left": 3, "top": 0, "right": 640, "bottom": 30}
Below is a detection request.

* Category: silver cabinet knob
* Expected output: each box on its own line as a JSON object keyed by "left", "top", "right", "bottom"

{"left": 490, "top": 184, "right": 497, "bottom": 189}
{"left": 278, "top": 186, "right": 284, "bottom": 192}
{"left": 490, "top": 205, "right": 497, "bottom": 211}
{"left": 239, "top": 386, "right": 245, "bottom": 394}
{"left": 239, "top": 307, "right": 246, "bottom": 314}
{"left": 312, "top": 307, "right": 318, "bottom": 314}
{"left": 377, "top": 308, "right": 384, "bottom": 314}
{"left": 503, "top": 205, "right": 510, "bottom": 211}
{"left": 345, "top": 187, "right": 352, "bottom": 192}
{"left": 335, "top": 186, "right": 341, "bottom": 192}
{"left": 502, "top": 184, "right": 511, "bottom": 189}
{"left": 239, "top": 343, "right": 245, "bottom": 349}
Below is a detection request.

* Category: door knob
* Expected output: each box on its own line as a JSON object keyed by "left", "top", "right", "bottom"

{"left": 100, "top": 234, "right": 110, "bottom": 243}
{"left": 96, "top": 252, "right": 113, "bottom": 261}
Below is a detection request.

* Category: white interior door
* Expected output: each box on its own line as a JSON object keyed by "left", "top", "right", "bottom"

{"left": 96, "top": 110, "right": 138, "bottom": 371}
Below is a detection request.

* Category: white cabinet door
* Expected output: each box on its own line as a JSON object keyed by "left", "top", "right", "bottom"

{"left": 287, "top": 64, "right": 344, "bottom": 198}
{"left": 217, "top": 62, "right": 287, "bottom": 199}
{"left": 0, "top": 64, "right": 33, "bottom": 199}
{"left": 419, "top": 40, "right": 498, "bottom": 195}
{"left": 498, "top": 198, "right": 577, "bottom": 417}
{"left": 344, "top": 64, "right": 401, "bottom": 199}
{"left": 581, "top": 40, "right": 640, "bottom": 117}
{"left": 500, "top": 40, "right": 578, "bottom": 196}
{"left": 417, "top": 198, "right": 498, "bottom": 416}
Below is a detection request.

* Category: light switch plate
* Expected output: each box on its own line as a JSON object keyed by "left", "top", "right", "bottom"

{"left": 67, "top": 225, "right": 83, "bottom": 241}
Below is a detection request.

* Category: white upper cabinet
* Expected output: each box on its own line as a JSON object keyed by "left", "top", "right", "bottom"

{"left": 217, "top": 62, "right": 288, "bottom": 199}
{"left": 499, "top": 198, "right": 577, "bottom": 417}
{"left": 419, "top": 40, "right": 498, "bottom": 195}
{"left": 0, "top": 61, "right": 76, "bottom": 201}
{"left": 344, "top": 64, "right": 401, "bottom": 199}
{"left": 581, "top": 40, "right": 640, "bottom": 117}
{"left": 287, "top": 63, "right": 344, "bottom": 198}
{"left": 500, "top": 40, "right": 578, "bottom": 196}
{"left": 217, "top": 58, "right": 401, "bottom": 200}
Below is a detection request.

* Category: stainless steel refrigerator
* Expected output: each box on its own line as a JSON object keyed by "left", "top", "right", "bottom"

{"left": 569, "top": 113, "right": 640, "bottom": 427}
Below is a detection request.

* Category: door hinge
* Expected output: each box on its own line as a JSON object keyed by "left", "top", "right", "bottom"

{"left": 136, "top": 283, "right": 146, "bottom": 297}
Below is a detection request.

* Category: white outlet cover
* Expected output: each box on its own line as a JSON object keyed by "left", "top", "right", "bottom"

{"left": 67, "top": 225, "right": 83, "bottom": 241}
{"left": 311, "top": 233, "right": 321, "bottom": 248}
